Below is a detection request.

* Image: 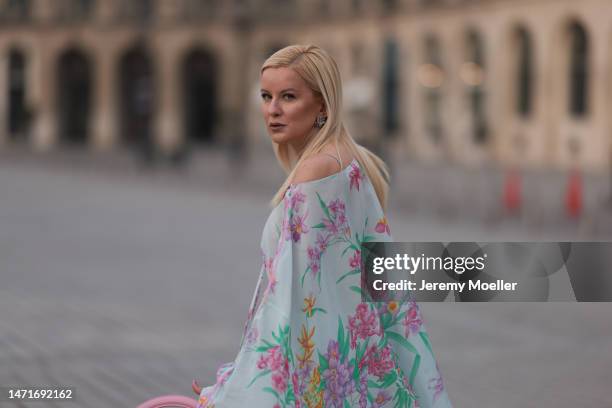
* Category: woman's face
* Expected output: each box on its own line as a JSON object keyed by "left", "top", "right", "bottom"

{"left": 260, "top": 67, "right": 325, "bottom": 148}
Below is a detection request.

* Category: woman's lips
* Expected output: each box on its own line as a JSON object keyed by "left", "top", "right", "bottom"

{"left": 270, "top": 124, "right": 286, "bottom": 131}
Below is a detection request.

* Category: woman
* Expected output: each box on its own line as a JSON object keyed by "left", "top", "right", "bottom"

{"left": 197, "top": 45, "right": 452, "bottom": 408}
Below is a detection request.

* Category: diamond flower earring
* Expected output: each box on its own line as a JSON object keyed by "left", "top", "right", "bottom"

{"left": 314, "top": 115, "right": 327, "bottom": 129}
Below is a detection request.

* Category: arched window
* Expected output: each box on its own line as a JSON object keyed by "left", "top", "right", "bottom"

{"left": 182, "top": 48, "right": 218, "bottom": 145}
{"left": 568, "top": 22, "right": 589, "bottom": 116}
{"left": 57, "top": 48, "right": 92, "bottom": 144}
{"left": 515, "top": 26, "right": 533, "bottom": 117}
{"left": 463, "top": 30, "right": 487, "bottom": 143}
{"left": 7, "top": 49, "right": 28, "bottom": 138}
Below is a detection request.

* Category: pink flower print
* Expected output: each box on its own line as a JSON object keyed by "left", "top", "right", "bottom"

{"left": 290, "top": 190, "right": 306, "bottom": 211}
{"left": 257, "top": 346, "right": 283, "bottom": 370}
{"left": 366, "top": 345, "right": 395, "bottom": 380}
{"left": 337, "top": 213, "right": 348, "bottom": 228}
{"left": 322, "top": 218, "right": 339, "bottom": 235}
{"left": 349, "top": 162, "right": 364, "bottom": 191}
{"left": 328, "top": 198, "right": 346, "bottom": 215}
{"left": 214, "top": 362, "right": 234, "bottom": 388}
{"left": 271, "top": 371, "right": 288, "bottom": 393}
{"left": 428, "top": 372, "right": 445, "bottom": 402}
{"left": 257, "top": 355, "right": 268, "bottom": 370}
{"left": 375, "top": 217, "right": 391, "bottom": 235}
{"left": 291, "top": 371, "right": 299, "bottom": 394}
{"left": 403, "top": 302, "right": 423, "bottom": 337}
{"left": 288, "top": 213, "right": 309, "bottom": 243}
{"left": 307, "top": 245, "right": 322, "bottom": 277}
{"left": 348, "top": 303, "right": 380, "bottom": 349}
{"left": 349, "top": 250, "right": 361, "bottom": 269}
{"left": 246, "top": 327, "right": 259, "bottom": 346}
{"left": 262, "top": 255, "right": 277, "bottom": 296}
{"left": 315, "top": 232, "right": 330, "bottom": 251}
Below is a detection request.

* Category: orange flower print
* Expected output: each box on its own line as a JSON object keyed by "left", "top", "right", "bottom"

{"left": 302, "top": 295, "right": 316, "bottom": 317}
{"left": 387, "top": 301, "right": 399, "bottom": 314}
{"left": 297, "top": 324, "right": 315, "bottom": 367}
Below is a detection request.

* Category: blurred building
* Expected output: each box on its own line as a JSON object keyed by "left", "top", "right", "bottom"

{"left": 0, "top": 0, "right": 611, "bottom": 172}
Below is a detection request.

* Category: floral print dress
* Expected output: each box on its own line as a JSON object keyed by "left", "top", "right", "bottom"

{"left": 198, "top": 159, "right": 453, "bottom": 408}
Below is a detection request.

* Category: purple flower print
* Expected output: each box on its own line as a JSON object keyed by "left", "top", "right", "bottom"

{"left": 403, "top": 301, "right": 423, "bottom": 337}
{"left": 372, "top": 390, "right": 392, "bottom": 408}
{"left": 348, "top": 303, "right": 381, "bottom": 349}
{"left": 288, "top": 213, "right": 309, "bottom": 243}
{"left": 349, "top": 162, "right": 364, "bottom": 191}
{"left": 322, "top": 340, "right": 355, "bottom": 408}
{"left": 294, "top": 361, "right": 312, "bottom": 396}
{"left": 357, "top": 366, "right": 368, "bottom": 408}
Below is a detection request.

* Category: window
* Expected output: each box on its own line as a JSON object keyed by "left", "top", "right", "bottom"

{"left": 568, "top": 22, "right": 589, "bottom": 117}
{"left": 515, "top": 26, "right": 533, "bottom": 117}
{"left": 382, "top": 38, "right": 400, "bottom": 135}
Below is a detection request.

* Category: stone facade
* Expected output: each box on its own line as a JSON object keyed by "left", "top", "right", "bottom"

{"left": 1, "top": 0, "right": 611, "bottom": 172}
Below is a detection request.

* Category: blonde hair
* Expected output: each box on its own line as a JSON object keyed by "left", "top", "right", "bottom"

{"left": 262, "top": 44, "right": 390, "bottom": 209}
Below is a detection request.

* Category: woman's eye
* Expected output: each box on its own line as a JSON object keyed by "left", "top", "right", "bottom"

{"left": 283, "top": 94, "right": 295, "bottom": 100}
{"left": 261, "top": 94, "right": 271, "bottom": 101}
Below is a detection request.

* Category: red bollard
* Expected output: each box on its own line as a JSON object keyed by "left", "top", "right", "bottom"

{"left": 566, "top": 169, "right": 582, "bottom": 218}
{"left": 503, "top": 169, "right": 521, "bottom": 213}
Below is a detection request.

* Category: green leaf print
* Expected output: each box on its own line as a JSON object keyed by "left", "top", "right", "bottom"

{"left": 246, "top": 368, "right": 271, "bottom": 388}
{"left": 419, "top": 331, "right": 434, "bottom": 357}
{"left": 316, "top": 192, "right": 332, "bottom": 221}
{"left": 385, "top": 331, "right": 419, "bottom": 355}
{"left": 408, "top": 354, "right": 421, "bottom": 387}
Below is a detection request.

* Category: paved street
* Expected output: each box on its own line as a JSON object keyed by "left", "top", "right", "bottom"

{"left": 1, "top": 151, "right": 611, "bottom": 407}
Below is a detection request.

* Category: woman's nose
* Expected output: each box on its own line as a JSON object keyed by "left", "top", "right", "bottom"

{"left": 268, "top": 98, "right": 282, "bottom": 116}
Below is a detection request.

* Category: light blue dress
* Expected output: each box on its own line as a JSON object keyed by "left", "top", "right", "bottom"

{"left": 198, "top": 159, "right": 453, "bottom": 408}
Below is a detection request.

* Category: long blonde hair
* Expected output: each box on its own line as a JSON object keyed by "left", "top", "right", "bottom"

{"left": 262, "top": 44, "right": 390, "bottom": 210}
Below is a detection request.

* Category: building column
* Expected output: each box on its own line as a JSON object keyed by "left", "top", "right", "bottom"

{"left": 155, "top": 46, "right": 182, "bottom": 155}
{"left": 30, "top": 40, "right": 56, "bottom": 151}
{"left": 92, "top": 48, "right": 118, "bottom": 150}
{"left": 589, "top": 24, "right": 609, "bottom": 171}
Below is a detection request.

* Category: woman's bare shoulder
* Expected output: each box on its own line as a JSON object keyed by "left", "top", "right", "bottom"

{"left": 290, "top": 154, "right": 342, "bottom": 185}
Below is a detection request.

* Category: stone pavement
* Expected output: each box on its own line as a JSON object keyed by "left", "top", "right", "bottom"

{"left": 0, "top": 148, "right": 611, "bottom": 407}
